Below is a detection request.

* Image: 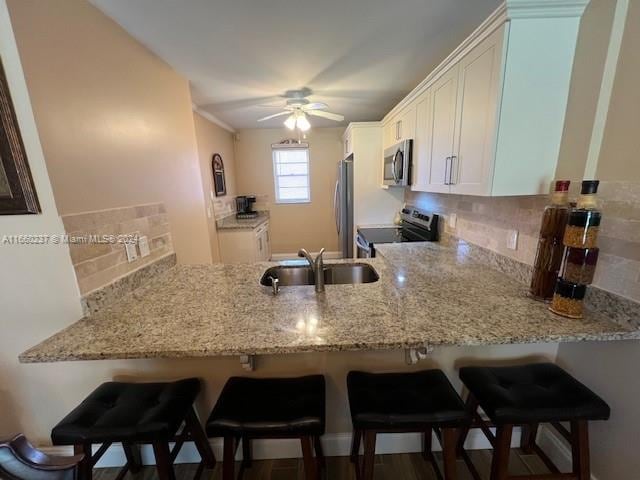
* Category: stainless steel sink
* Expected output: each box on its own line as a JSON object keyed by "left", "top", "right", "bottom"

{"left": 260, "top": 263, "right": 379, "bottom": 288}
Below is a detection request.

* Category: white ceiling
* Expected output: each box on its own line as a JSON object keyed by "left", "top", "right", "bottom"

{"left": 90, "top": 0, "right": 501, "bottom": 129}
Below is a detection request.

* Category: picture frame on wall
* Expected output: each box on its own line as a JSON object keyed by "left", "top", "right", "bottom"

{"left": 212, "top": 153, "right": 226, "bottom": 197}
{"left": 0, "top": 57, "right": 40, "bottom": 215}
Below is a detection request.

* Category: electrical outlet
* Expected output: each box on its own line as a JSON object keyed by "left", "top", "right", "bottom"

{"left": 448, "top": 213, "right": 457, "bottom": 229}
{"left": 138, "top": 235, "right": 151, "bottom": 258}
{"left": 125, "top": 242, "right": 139, "bottom": 262}
{"left": 507, "top": 229, "right": 519, "bottom": 250}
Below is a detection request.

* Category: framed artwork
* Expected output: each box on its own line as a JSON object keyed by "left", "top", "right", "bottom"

{"left": 212, "top": 153, "right": 226, "bottom": 197}
{"left": 0, "top": 57, "right": 40, "bottom": 214}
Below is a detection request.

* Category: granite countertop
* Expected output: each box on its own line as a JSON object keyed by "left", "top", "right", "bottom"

{"left": 217, "top": 212, "right": 269, "bottom": 230}
{"left": 19, "top": 240, "right": 639, "bottom": 363}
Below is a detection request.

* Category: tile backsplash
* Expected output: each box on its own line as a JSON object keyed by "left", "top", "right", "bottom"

{"left": 406, "top": 181, "right": 640, "bottom": 303}
{"left": 62, "top": 203, "right": 174, "bottom": 295}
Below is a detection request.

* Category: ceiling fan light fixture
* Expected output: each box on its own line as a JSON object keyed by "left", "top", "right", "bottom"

{"left": 296, "top": 113, "right": 311, "bottom": 132}
{"left": 284, "top": 114, "right": 296, "bottom": 130}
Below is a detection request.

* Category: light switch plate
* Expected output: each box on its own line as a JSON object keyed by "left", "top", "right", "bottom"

{"left": 138, "top": 235, "right": 151, "bottom": 258}
{"left": 125, "top": 242, "right": 139, "bottom": 262}
{"left": 507, "top": 229, "right": 519, "bottom": 250}
{"left": 448, "top": 213, "right": 457, "bottom": 229}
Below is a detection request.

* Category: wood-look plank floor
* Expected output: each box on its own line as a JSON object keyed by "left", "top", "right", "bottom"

{"left": 94, "top": 449, "right": 551, "bottom": 479}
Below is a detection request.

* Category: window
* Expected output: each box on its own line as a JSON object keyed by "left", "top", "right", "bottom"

{"left": 272, "top": 146, "right": 310, "bottom": 203}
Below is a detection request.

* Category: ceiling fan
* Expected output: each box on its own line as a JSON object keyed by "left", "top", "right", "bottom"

{"left": 256, "top": 89, "right": 345, "bottom": 131}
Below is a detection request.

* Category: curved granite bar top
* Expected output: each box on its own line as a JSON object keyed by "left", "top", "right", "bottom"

{"left": 19, "top": 240, "right": 639, "bottom": 363}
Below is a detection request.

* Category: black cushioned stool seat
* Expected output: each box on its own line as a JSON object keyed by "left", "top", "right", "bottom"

{"left": 347, "top": 370, "right": 470, "bottom": 480}
{"left": 458, "top": 363, "right": 611, "bottom": 480}
{"left": 51, "top": 378, "right": 214, "bottom": 480}
{"left": 206, "top": 375, "right": 325, "bottom": 480}
{"left": 459, "top": 363, "right": 610, "bottom": 424}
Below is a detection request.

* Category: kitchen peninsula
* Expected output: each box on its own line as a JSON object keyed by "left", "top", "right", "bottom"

{"left": 19, "top": 239, "right": 639, "bottom": 363}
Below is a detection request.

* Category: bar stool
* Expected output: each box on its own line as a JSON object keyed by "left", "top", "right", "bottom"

{"left": 206, "top": 375, "right": 325, "bottom": 480}
{"left": 1, "top": 434, "right": 83, "bottom": 480}
{"left": 51, "top": 378, "right": 215, "bottom": 480}
{"left": 347, "top": 369, "right": 471, "bottom": 480}
{"left": 458, "top": 363, "right": 610, "bottom": 480}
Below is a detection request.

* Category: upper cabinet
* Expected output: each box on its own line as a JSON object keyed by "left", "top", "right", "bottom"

{"left": 382, "top": 104, "right": 416, "bottom": 150}
{"left": 383, "top": 0, "right": 589, "bottom": 196}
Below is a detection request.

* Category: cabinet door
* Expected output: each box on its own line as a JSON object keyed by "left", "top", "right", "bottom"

{"left": 398, "top": 104, "right": 416, "bottom": 141}
{"left": 426, "top": 65, "right": 459, "bottom": 193}
{"left": 451, "top": 27, "right": 503, "bottom": 195}
{"left": 382, "top": 117, "right": 397, "bottom": 149}
{"left": 411, "top": 89, "right": 432, "bottom": 190}
{"left": 343, "top": 130, "right": 352, "bottom": 157}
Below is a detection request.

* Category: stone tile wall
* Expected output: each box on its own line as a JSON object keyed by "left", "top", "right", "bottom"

{"left": 61, "top": 203, "right": 174, "bottom": 295}
{"left": 406, "top": 181, "right": 640, "bottom": 302}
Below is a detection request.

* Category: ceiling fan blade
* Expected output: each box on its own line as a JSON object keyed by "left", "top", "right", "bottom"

{"left": 303, "top": 102, "right": 328, "bottom": 110}
{"left": 306, "top": 110, "right": 345, "bottom": 122}
{"left": 257, "top": 111, "right": 291, "bottom": 122}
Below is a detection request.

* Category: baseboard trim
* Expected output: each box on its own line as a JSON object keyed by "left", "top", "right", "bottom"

{"left": 270, "top": 251, "right": 342, "bottom": 261}
{"left": 41, "top": 428, "right": 522, "bottom": 468}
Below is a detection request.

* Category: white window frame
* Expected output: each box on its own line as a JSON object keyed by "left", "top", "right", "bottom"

{"left": 272, "top": 145, "right": 311, "bottom": 204}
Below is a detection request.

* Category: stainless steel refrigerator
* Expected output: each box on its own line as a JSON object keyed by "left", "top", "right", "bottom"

{"left": 334, "top": 155, "right": 354, "bottom": 258}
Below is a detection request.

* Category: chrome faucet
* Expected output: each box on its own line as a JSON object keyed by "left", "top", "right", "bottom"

{"left": 298, "top": 248, "right": 326, "bottom": 293}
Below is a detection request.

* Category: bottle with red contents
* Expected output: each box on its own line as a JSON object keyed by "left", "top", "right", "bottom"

{"left": 529, "top": 180, "right": 571, "bottom": 300}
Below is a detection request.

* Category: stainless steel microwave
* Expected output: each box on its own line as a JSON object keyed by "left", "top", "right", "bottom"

{"left": 383, "top": 139, "right": 412, "bottom": 186}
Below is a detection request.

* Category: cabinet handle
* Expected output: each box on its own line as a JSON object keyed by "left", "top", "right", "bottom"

{"left": 444, "top": 156, "right": 451, "bottom": 185}
{"left": 398, "top": 120, "right": 402, "bottom": 140}
{"left": 449, "top": 155, "right": 457, "bottom": 185}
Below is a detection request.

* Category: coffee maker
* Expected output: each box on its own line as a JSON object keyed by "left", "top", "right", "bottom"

{"left": 235, "top": 195, "right": 258, "bottom": 219}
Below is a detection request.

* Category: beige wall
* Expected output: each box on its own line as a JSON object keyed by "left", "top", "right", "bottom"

{"left": 193, "top": 112, "right": 238, "bottom": 262}
{"left": 235, "top": 128, "right": 342, "bottom": 254}
{"left": 596, "top": 0, "right": 640, "bottom": 182}
{"left": 7, "top": 0, "right": 212, "bottom": 265}
{"left": 555, "top": 0, "right": 617, "bottom": 180}
{"left": 557, "top": 2, "right": 640, "bottom": 479}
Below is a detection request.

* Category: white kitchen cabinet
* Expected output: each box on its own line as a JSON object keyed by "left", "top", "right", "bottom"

{"left": 343, "top": 128, "right": 353, "bottom": 158}
{"left": 382, "top": 115, "right": 398, "bottom": 150}
{"left": 383, "top": 106, "right": 416, "bottom": 150}
{"left": 426, "top": 64, "right": 459, "bottom": 193}
{"left": 412, "top": 89, "right": 432, "bottom": 189}
{"left": 218, "top": 220, "right": 271, "bottom": 263}
{"left": 382, "top": 1, "right": 588, "bottom": 196}
{"left": 451, "top": 26, "right": 502, "bottom": 195}
{"left": 399, "top": 104, "right": 416, "bottom": 142}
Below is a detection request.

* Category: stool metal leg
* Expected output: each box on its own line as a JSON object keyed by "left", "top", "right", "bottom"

{"left": 361, "top": 431, "right": 376, "bottom": 480}
{"left": 222, "top": 436, "right": 236, "bottom": 480}
{"left": 520, "top": 423, "right": 539, "bottom": 454}
{"left": 350, "top": 428, "right": 362, "bottom": 463}
{"left": 152, "top": 441, "right": 176, "bottom": 480}
{"left": 490, "top": 424, "right": 513, "bottom": 480}
{"left": 441, "top": 428, "right": 458, "bottom": 480}
{"left": 74, "top": 444, "right": 93, "bottom": 480}
{"left": 122, "top": 442, "right": 141, "bottom": 474}
{"left": 422, "top": 427, "right": 432, "bottom": 461}
{"left": 300, "top": 436, "right": 318, "bottom": 480}
{"left": 571, "top": 420, "right": 590, "bottom": 480}
{"left": 457, "top": 394, "right": 478, "bottom": 455}
{"left": 314, "top": 436, "right": 326, "bottom": 470}
{"left": 242, "top": 436, "right": 252, "bottom": 468}
{"left": 185, "top": 407, "right": 216, "bottom": 469}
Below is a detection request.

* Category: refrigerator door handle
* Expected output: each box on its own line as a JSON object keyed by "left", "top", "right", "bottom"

{"left": 334, "top": 179, "right": 341, "bottom": 234}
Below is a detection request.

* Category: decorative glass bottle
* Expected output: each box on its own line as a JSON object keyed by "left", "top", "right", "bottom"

{"left": 529, "top": 180, "right": 570, "bottom": 300}
{"left": 550, "top": 180, "right": 601, "bottom": 319}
